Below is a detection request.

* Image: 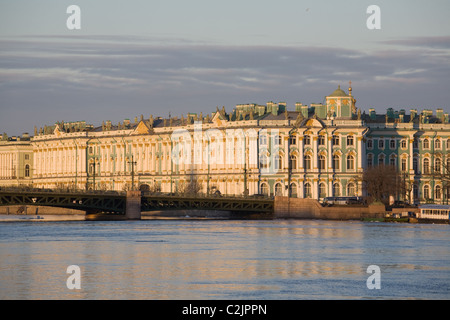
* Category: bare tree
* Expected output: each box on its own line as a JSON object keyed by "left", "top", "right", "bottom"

{"left": 362, "top": 165, "right": 402, "bottom": 205}
{"left": 178, "top": 174, "right": 202, "bottom": 195}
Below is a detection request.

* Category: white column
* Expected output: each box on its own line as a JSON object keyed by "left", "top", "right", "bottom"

{"left": 313, "top": 136, "right": 318, "bottom": 170}
{"left": 357, "top": 137, "right": 364, "bottom": 171}
{"left": 298, "top": 137, "right": 304, "bottom": 171}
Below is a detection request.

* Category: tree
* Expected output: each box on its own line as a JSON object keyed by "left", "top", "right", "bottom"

{"left": 362, "top": 165, "right": 402, "bottom": 205}
{"left": 178, "top": 174, "right": 202, "bottom": 195}
{"left": 430, "top": 157, "right": 450, "bottom": 204}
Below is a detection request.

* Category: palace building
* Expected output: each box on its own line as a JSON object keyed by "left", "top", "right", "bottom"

{"left": 1, "top": 84, "right": 449, "bottom": 204}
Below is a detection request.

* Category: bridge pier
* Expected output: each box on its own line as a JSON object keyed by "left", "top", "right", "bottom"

{"left": 126, "top": 191, "right": 141, "bottom": 220}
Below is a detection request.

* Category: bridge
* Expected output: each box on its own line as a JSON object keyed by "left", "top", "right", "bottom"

{"left": 0, "top": 189, "right": 274, "bottom": 219}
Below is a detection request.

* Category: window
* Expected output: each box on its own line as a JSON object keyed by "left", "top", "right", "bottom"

{"left": 390, "top": 155, "right": 396, "bottom": 167}
{"left": 447, "top": 139, "right": 450, "bottom": 149}
{"left": 401, "top": 140, "right": 407, "bottom": 149}
{"left": 413, "top": 157, "right": 418, "bottom": 174}
{"left": 333, "top": 183, "right": 341, "bottom": 197}
{"left": 275, "top": 183, "right": 283, "bottom": 196}
{"left": 413, "top": 184, "right": 419, "bottom": 200}
{"left": 435, "top": 158, "right": 441, "bottom": 173}
{"left": 347, "top": 183, "right": 356, "bottom": 196}
{"left": 435, "top": 185, "right": 442, "bottom": 200}
{"left": 423, "top": 139, "right": 430, "bottom": 149}
{"left": 424, "top": 185, "right": 430, "bottom": 199}
{"left": 390, "top": 139, "right": 396, "bottom": 149}
{"left": 304, "top": 183, "right": 312, "bottom": 198}
{"left": 423, "top": 158, "right": 430, "bottom": 174}
{"left": 332, "top": 135, "right": 340, "bottom": 146}
{"left": 304, "top": 155, "right": 311, "bottom": 170}
{"left": 304, "top": 135, "right": 311, "bottom": 145}
{"left": 347, "top": 154, "right": 355, "bottom": 170}
{"left": 435, "top": 139, "right": 441, "bottom": 149}
{"left": 261, "top": 183, "right": 269, "bottom": 196}
{"left": 367, "top": 139, "right": 373, "bottom": 149}
{"left": 367, "top": 154, "right": 373, "bottom": 167}
{"left": 289, "top": 155, "right": 297, "bottom": 170}
{"left": 319, "top": 183, "right": 326, "bottom": 198}
{"left": 378, "top": 139, "right": 384, "bottom": 149}
{"left": 319, "top": 155, "right": 326, "bottom": 170}
{"left": 318, "top": 135, "right": 325, "bottom": 146}
{"left": 401, "top": 158, "right": 407, "bottom": 172}
{"left": 89, "top": 146, "right": 93, "bottom": 154}
{"left": 333, "top": 155, "right": 340, "bottom": 170}
{"left": 275, "top": 135, "right": 282, "bottom": 145}
{"left": 274, "top": 155, "right": 282, "bottom": 171}
{"left": 289, "top": 135, "right": 296, "bottom": 145}
{"left": 259, "top": 154, "right": 269, "bottom": 169}
{"left": 25, "top": 154, "right": 30, "bottom": 160}
{"left": 347, "top": 135, "right": 354, "bottom": 146}
{"left": 290, "top": 184, "right": 297, "bottom": 198}
{"left": 25, "top": 164, "right": 30, "bottom": 178}
{"left": 413, "top": 138, "right": 419, "bottom": 149}
{"left": 259, "top": 135, "right": 267, "bottom": 145}
{"left": 378, "top": 154, "right": 385, "bottom": 166}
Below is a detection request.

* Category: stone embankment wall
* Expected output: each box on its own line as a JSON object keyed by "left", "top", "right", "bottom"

{"left": 274, "top": 196, "right": 385, "bottom": 220}
{"left": 0, "top": 205, "right": 85, "bottom": 215}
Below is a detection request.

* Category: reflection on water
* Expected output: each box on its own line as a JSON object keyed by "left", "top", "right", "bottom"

{"left": 0, "top": 219, "right": 449, "bottom": 299}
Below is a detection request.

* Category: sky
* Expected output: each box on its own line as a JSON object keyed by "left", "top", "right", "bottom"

{"left": 1, "top": 0, "right": 450, "bottom": 136}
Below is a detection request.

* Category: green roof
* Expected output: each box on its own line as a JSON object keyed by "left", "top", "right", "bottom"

{"left": 328, "top": 85, "right": 348, "bottom": 97}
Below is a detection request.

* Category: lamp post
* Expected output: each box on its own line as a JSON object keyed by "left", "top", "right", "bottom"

{"left": 127, "top": 155, "right": 137, "bottom": 191}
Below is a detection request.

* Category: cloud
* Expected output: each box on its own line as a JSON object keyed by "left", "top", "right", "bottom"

{"left": 0, "top": 35, "right": 449, "bottom": 135}
{"left": 382, "top": 36, "right": 450, "bottom": 49}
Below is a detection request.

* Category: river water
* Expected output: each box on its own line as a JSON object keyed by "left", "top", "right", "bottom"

{"left": 0, "top": 218, "right": 449, "bottom": 300}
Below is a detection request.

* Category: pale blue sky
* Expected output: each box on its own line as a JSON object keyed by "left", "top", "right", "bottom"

{"left": 1, "top": 0, "right": 450, "bottom": 135}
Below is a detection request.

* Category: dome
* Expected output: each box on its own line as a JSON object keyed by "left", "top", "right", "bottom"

{"left": 328, "top": 85, "right": 348, "bottom": 97}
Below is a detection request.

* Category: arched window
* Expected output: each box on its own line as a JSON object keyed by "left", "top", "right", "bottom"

{"left": 401, "top": 158, "right": 407, "bottom": 172}
{"left": 423, "top": 139, "right": 430, "bottom": 149}
{"left": 261, "top": 183, "right": 269, "bottom": 196}
{"left": 378, "top": 154, "right": 385, "bottom": 166}
{"left": 347, "top": 154, "right": 355, "bottom": 170}
{"left": 304, "top": 155, "right": 311, "bottom": 170}
{"left": 435, "top": 185, "right": 442, "bottom": 200}
{"left": 435, "top": 139, "right": 441, "bottom": 149}
{"left": 367, "top": 154, "right": 373, "bottom": 167}
{"left": 304, "top": 183, "right": 312, "bottom": 198}
{"left": 424, "top": 185, "right": 430, "bottom": 199}
{"left": 319, "top": 183, "right": 326, "bottom": 198}
{"left": 333, "top": 154, "right": 340, "bottom": 170}
{"left": 423, "top": 158, "right": 430, "bottom": 174}
{"left": 274, "top": 155, "right": 282, "bottom": 171}
{"left": 319, "top": 155, "right": 326, "bottom": 170}
{"left": 25, "top": 164, "right": 30, "bottom": 178}
{"left": 289, "top": 155, "right": 297, "bottom": 170}
{"left": 389, "top": 155, "right": 397, "bottom": 167}
{"left": 413, "top": 184, "right": 419, "bottom": 201}
{"left": 435, "top": 158, "right": 441, "bottom": 173}
{"left": 259, "top": 154, "right": 268, "bottom": 169}
{"left": 333, "top": 183, "right": 341, "bottom": 197}
{"left": 275, "top": 183, "right": 283, "bottom": 196}
{"left": 347, "top": 183, "right": 356, "bottom": 196}
{"left": 447, "top": 139, "right": 450, "bottom": 149}
{"left": 289, "top": 183, "right": 297, "bottom": 198}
